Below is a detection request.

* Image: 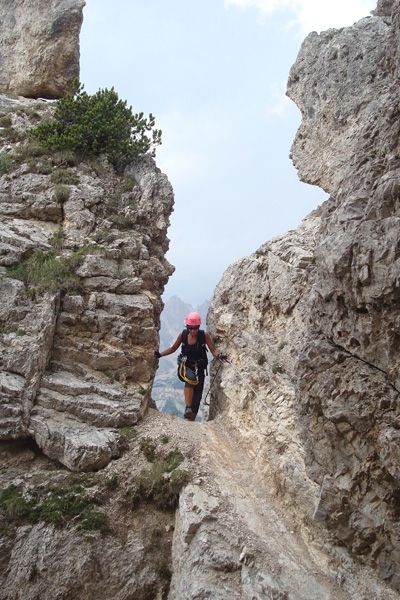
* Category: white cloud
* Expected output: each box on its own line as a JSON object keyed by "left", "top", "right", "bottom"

{"left": 224, "top": 0, "right": 377, "bottom": 34}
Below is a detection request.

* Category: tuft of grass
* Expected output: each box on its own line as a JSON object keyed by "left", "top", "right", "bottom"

{"left": 50, "top": 167, "right": 79, "bottom": 186}
{"left": 6, "top": 244, "right": 103, "bottom": 297}
{"left": 0, "top": 154, "right": 15, "bottom": 175}
{"left": 109, "top": 214, "right": 134, "bottom": 230}
{"left": 105, "top": 473, "right": 118, "bottom": 490}
{"left": 163, "top": 448, "right": 184, "bottom": 472}
{"left": 0, "top": 475, "right": 109, "bottom": 535}
{"left": 272, "top": 364, "right": 284, "bottom": 375}
{"left": 140, "top": 437, "right": 157, "bottom": 462}
{"left": 131, "top": 439, "right": 188, "bottom": 511}
{"left": 131, "top": 465, "right": 189, "bottom": 511}
{"left": 15, "top": 141, "right": 50, "bottom": 162}
{"left": 123, "top": 174, "right": 138, "bottom": 192}
{"left": 0, "top": 486, "right": 34, "bottom": 523}
{"left": 49, "top": 228, "right": 65, "bottom": 251}
{"left": 257, "top": 354, "right": 266, "bottom": 366}
{"left": 53, "top": 183, "right": 71, "bottom": 203}
{"left": 0, "top": 114, "right": 12, "bottom": 128}
{"left": 155, "top": 550, "right": 172, "bottom": 580}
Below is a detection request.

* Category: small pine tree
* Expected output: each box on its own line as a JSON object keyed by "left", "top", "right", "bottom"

{"left": 30, "top": 82, "right": 162, "bottom": 172}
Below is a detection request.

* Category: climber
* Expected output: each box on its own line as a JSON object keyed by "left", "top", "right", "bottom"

{"left": 154, "top": 312, "right": 228, "bottom": 421}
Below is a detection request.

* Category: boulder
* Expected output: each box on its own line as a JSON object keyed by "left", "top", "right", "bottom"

{"left": 0, "top": 0, "right": 85, "bottom": 98}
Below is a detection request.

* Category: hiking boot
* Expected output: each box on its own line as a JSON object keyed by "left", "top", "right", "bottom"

{"left": 184, "top": 405, "right": 193, "bottom": 419}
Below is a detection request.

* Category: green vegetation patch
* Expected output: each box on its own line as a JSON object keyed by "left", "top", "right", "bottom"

{"left": 130, "top": 464, "right": 189, "bottom": 511}
{"left": 0, "top": 474, "right": 109, "bottom": 534}
{"left": 50, "top": 167, "right": 79, "bottom": 185}
{"left": 6, "top": 243, "right": 104, "bottom": 298}
{"left": 130, "top": 438, "right": 188, "bottom": 510}
{"left": 257, "top": 354, "right": 266, "bottom": 366}
{"left": 30, "top": 82, "right": 162, "bottom": 173}
{"left": 0, "top": 154, "right": 15, "bottom": 176}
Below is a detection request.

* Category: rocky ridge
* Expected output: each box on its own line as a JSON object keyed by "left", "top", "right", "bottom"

{"left": 207, "top": 0, "right": 400, "bottom": 593}
{"left": 1, "top": 1, "right": 400, "bottom": 599}
{"left": 0, "top": 94, "right": 174, "bottom": 471}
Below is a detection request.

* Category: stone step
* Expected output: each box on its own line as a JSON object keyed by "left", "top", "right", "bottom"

{"left": 29, "top": 405, "right": 120, "bottom": 471}
{"left": 38, "top": 370, "right": 142, "bottom": 427}
{"left": 36, "top": 387, "right": 138, "bottom": 428}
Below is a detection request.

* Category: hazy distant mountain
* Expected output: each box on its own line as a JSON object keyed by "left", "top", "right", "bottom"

{"left": 153, "top": 296, "right": 210, "bottom": 416}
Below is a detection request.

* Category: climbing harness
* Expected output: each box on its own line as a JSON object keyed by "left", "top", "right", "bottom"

{"left": 226, "top": 359, "right": 304, "bottom": 450}
{"left": 177, "top": 355, "right": 199, "bottom": 386}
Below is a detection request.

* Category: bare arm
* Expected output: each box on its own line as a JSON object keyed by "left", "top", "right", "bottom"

{"left": 157, "top": 333, "right": 182, "bottom": 357}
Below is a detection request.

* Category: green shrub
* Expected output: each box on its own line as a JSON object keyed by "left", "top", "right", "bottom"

{"left": 78, "top": 508, "right": 110, "bottom": 534}
{"left": 0, "top": 475, "right": 109, "bottom": 535}
{"left": 30, "top": 82, "right": 162, "bottom": 173}
{"left": 257, "top": 354, "right": 266, "bottom": 366}
{"left": 109, "top": 213, "right": 134, "bottom": 230}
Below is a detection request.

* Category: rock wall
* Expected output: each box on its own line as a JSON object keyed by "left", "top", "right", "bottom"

{"left": 0, "top": 95, "right": 174, "bottom": 471}
{"left": 208, "top": 0, "right": 400, "bottom": 592}
{"left": 0, "top": 0, "right": 85, "bottom": 98}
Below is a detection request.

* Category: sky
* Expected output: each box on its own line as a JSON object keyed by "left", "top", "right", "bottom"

{"left": 80, "top": 0, "right": 377, "bottom": 306}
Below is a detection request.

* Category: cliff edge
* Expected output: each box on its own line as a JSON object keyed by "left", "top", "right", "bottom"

{"left": 0, "top": 94, "right": 174, "bottom": 471}
{"left": 208, "top": 0, "right": 400, "bottom": 592}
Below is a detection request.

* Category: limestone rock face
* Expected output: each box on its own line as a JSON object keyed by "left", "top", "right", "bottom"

{"left": 208, "top": 0, "right": 400, "bottom": 593}
{"left": 0, "top": 0, "right": 85, "bottom": 98}
{"left": 0, "top": 95, "right": 174, "bottom": 470}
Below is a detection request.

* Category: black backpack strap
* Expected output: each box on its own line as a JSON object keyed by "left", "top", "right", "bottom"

{"left": 181, "top": 329, "right": 188, "bottom": 348}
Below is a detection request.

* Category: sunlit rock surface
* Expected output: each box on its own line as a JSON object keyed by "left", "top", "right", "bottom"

{"left": 0, "top": 95, "right": 174, "bottom": 471}
{"left": 208, "top": 0, "right": 400, "bottom": 592}
{"left": 0, "top": 0, "right": 85, "bottom": 99}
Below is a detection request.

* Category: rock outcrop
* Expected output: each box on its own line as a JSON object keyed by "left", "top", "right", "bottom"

{"left": 2, "top": 1, "right": 400, "bottom": 599}
{"left": 208, "top": 0, "right": 400, "bottom": 593}
{"left": 0, "top": 0, "right": 85, "bottom": 98}
{"left": 0, "top": 95, "right": 174, "bottom": 471}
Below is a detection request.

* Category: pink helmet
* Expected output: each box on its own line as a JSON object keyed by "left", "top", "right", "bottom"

{"left": 185, "top": 312, "right": 201, "bottom": 326}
